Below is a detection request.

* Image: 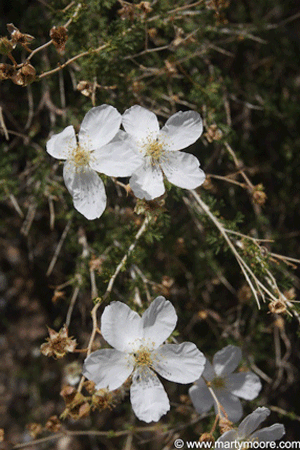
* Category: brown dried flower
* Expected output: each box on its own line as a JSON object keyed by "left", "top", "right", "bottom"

{"left": 60, "top": 386, "right": 90, "bottom": 420}
{"left": 50, "top": 26, "right": 68, "bottom": 52}
{"left": 11, "top": 63, "right": 36, "bottom": 86}
{"left": 269, "top": 298, "right": 287, "bottom": 315}
{"left": 7, "top": 23, "right": 35, "bottom": 49}
{"left": 91, "top": 389, "right": 115, "bottom": 411}
{"left": 205, "top": 124, "right": 223, "bottom": 143}
{"left": 77, "top": 80, "right": 93, "bottom": 97}
{"left": 26, "top": 423, "right": 43, "bottom": 439}
{"left": 252, "top": 184, "right": 267, "bottom": 206}
{"left": 0, "top": 429, "right": 4, "bottom": 442}
{"left": 40, "top": 325, "right": 77, "bottom": 359}
{"left": 45, "top": 416, "right": 61, "bottom": 432}
{"left": 0, "top": 63, "right": 16, "bottom": 80}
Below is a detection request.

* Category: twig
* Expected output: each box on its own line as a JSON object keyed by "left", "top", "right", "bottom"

{"left": 46, "top": 217, "right": 72, "bottom": 276}
{"left": 38, "top": 44, "right": 109, "bottom": 79}
{"left": 65, "top": 285, "right": 80, "bottom": 328}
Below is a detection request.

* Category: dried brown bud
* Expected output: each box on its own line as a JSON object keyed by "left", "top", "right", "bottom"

{"left": 40, "top": 325, "right": 77, "bottom": 359}
{"left": 0, "top": 37, "right": 14, "bottom": 55}
{"left": 205, "top": 124, "right": 223, "bottom": 143}
{"left": 219, "top": 417, "right": 234, "bottom": 434}
{"left": 269, "top": 299, "right": 287, "bottom": 315}
{"left": 11, "top": 63, "right": 36, "bottom": 86}
{"left": 252, "top": 184, "right": 267, "bottom": 206}
{"left": 138, "top": 1, "right": 152, "bottom": 14}
{"left": 77, "top": 80, "right": 93, "bottom": 97}
{"left": 84, "top": 380, "right": 96, "bottom": 394}
{"left": 7, "top": 23, "right": 35, "bottom": 47}
{"left": 0, "top": 63, "right": 16, "bottom": 80}
{"left": 199, "top": 432, "right": 215, "bottom": 444}
{"left": 237, "top": 284, "right": 252, "bottom": 303}
{"left": 26, "top": 423, "right": 43, "bottom": 439}
{"left": 45, "top": 416, "right": 61, "bottom": 432}
{"left": 118, "top": 1, "right": 135, "bottom": 20}
{"left": 60, "top": 387, "right": 90, "bottom": 420}
{"left": 91, "top": 389, "right": 115, "bottom": 411}
{"left": 0, "top": 429, "right": 4, "bottom": 442}
{"left": 50, "top": 26, "right": 68, "bottom": 52}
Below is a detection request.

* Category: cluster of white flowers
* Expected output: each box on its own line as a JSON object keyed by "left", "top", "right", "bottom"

{"left": 189, "top": 345, "right": 262, "bottom": 422}
{"left": 46, "top": 104, "right": 205, "bottom": 220}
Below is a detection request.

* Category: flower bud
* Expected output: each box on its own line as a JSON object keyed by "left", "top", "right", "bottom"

{"left": 50, "top": 26, "right": 68, "bottom": 52}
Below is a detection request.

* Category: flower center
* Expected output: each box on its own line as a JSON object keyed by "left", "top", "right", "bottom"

{"left": 211, "top": 376, "right": 226, "bottom": 389}
{"left": 71, "top": 144, "right": 90, "bottom": 168}
{"left": 132, "top": 345, "right": 153, "bottom": 368}
{"left": 139, "top": 133, "right": 167, "bottom": 166}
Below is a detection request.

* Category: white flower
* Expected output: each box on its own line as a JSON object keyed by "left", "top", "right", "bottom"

{"left": 121, "top": 105, "right": 205, "bottom": 200}
{"left": 216, "top": 407, "right": 285, "bottom": 443}
{"left": 83, "top": 296, "right": 205, "bottom": 422}
{"left": 46, "top": 105, "right": 141, "bottom": 220}
{"left": 189, "top": 345, "right": 262, "bottom": 422}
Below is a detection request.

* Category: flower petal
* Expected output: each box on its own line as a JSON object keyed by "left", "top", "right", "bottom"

{"left": 142, "top": 296, "right": 177, "bottom": 348}
{"left": 189, "top": 378, "right": 214, "bottom": 414}
{"left": 122, "top": 105, "right": 159, "bottom": 141}
{"left": 253, "top": 424, "right": 285, "bottom": 442}
{"left": 213, "top": 345, "right": 242, "bottom": 376}
{"left": 238, "top": 407, "right": 270, "bottom": 438}
{"left": 130, "top": 162, "right": 165, "bottom": 200}
{"left": 213, "top": 390, "right": 243, "bottom": 423}
{"left": 159, "top": 110, "right": 203, "bottom": 151}
{"left": 227, "top": 372, "right": 262, "bottom": 400}
{"left": 46, "top": 125, "right": 76, "bottom": 160}
{"left": 78, "top": 105, "right": 121, "bottom": 149}
{"left": 101, "top": 301, "right": 143, "bottom": 353}
{"left": 90, "top": 131, "right": 143, "bottom": 177}
{"left": 202, "top": 359, "right": 216, "bottom": 382}
{"left": 216, "top": 430, "right": 238, "bottom": 443}
{"left": 63, "top": 161, "right": 106, "bottom": 220}
{"left": 161, "top": 151, "right": 205, "bottom": 189}
{"left": 130, "top": 367, "right": 170, "bottom": 422}
{"left": 153, "top": 342, "right": 205, "bottom": 383}
{"left": 83, "top": 348, "right": 133, "bottom": 390}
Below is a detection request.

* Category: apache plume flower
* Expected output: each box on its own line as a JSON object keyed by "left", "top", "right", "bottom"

{"left": 40, "top": 325, "right": 77, "bottom": 359}
{"left": 216, "top": 407, "right": 285, "bottom": 443}
{"left": 189, "top": 345, "right": 262, "bottom": 422}
{"left": 83, "top": 296, "right": 205, "bottom": 422}
{"left": 46, "top": 105, "right": 141, "bottom": 219}
{"left": 121, "top": 105, "right": 205, "bottom": 200}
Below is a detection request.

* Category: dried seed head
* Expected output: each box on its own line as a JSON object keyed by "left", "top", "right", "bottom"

{"left": 45, "top": 415, "right": 61, "bottom": 432}
{"left": 26, "top": 423, "right": 43, "bottom": 439}
{"left": 77, "top": 80, "right": 93, "bottom": 97}
{"left": 205, "top": 124, "right": 223, "bottom": 142}
{"left": 7, "top": 23, "right": 35, "bottom": 47}
{"left": 91, "top": 389, "right": 115, "bottom": 411}
{"left": 138, "top": 1, "right": 153, "bottom": 15}
{"left": 50, "top": 26, "right": 68, "bottom": 52}
{"left": 252, "top": 184, "right": 267, "bottom": 205}
{"left": 40, "top": 325, "right": 77, "bottom": 359}
{"left": 0, "top": 429, "right": 4, "bottom": 443}
{"left": 269, "top": 299, "right": 286, "bottom": 315}
{"left": 0, "top": 63, "right": 16, "bottom": 80}
{"left": 11, "top": 63, "right": 36, "bottom": 86}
